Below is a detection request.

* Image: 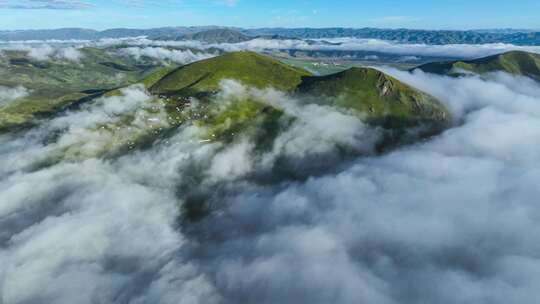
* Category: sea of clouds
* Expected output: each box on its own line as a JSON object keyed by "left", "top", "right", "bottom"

{"left": 0, "top": 40, "right": 215, "bottom": 65}
{"left": 0, "top": 44, "right": 85, "bottom": 62}
{"left": 98, "top": 37, "right": 540, "bottom": 59}
{"left": 119, "top": 46, "right": 216, "bottom": 64}
{"left": 4, "top": 36, "right": 540, "bottom": 64}
{"left": 1, "top": 42, "right": 540, "bottom": 303}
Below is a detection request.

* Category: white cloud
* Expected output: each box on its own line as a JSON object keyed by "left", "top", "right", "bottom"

{"left": 96, "top": 36, "right": 540, "bottom": 59}
{"left": 0, "top": 0, "right": 92, "bottom": 10}
{"left": 55, "top": 46, "right": 84, "bottom": 62}
{"left": 0, "top": 85, "right": 29, "bottom": 105}
{"left": 27, "top": 44, "right": 55, "bottom": 60}
{"left": 0, "top": 43, "right": 85, "bottom": 61}
{"left": 9, "top": 36, "right": 540, "bottom": 60}
{"left": 120, "top": 46, "right": 215, "bottom": 64}
{"left": 183, "top": 72, "right": 540, "bottom": 303}
{"left": 1, "top": 51, "right": 540, "bottom": 304}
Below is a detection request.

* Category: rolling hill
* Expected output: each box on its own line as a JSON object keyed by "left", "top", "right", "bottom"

{"left": 416, "top": 51, "right": 540, "bottom": 80}
{"left": 149, "top": 52, "right": 450, "bottom": 147}
{"left": 297, "top": 67, "right": 449, "bottom": 128}
{"left": 0, "top": 47, "right": 164, "bottom": 131}
{"left": 150, "top": 51, "right": 312, "bottom": 96}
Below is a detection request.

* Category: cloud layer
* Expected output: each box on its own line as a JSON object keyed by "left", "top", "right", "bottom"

{"left": 107, "top": 37, "right": 540, "bottom": 59}
{"left": 6, "top": 36, "right": 540, "bottom": 62}
{"left": 0, "top": 43, "right": 84, "bottom": 61}
{"left": 120, "top": 46, "right": 215, "bottom": 64}
{"left": 1, "top": 61, "right": 540, "bottom": 303}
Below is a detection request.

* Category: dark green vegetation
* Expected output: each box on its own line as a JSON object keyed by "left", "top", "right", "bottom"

{"left": 416, "top": 51, "right": 540, "bottom": 80}
{"left": 0, "top": 47, "right": 165, "bottom": 131}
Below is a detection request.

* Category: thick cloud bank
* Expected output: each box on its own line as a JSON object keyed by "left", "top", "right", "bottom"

{"left": 8, "top": 37, "right": 540, "bottom": 61}
{"left": 98, "top": 37, "right": 540, "bottom": 59}
{"left": 218, "top": 37, "right": 540, "bottom": 59}
{"left": 1, "top": 68, "right": 540, "bottom": 304}
{"left": 0, "top": 44, "right": 84, "bottom": 62}
{"left": 120, "top": 46, "right": 215, "bottom": 64}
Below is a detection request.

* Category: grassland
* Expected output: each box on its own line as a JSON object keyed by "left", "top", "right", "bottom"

{"left": 150, "top": 51, "right": 312, "bottom": 96}
{"left": 416, "top": 51, "right": 540, "bottom": 80}
{"left": 0, "top": 47, "right": 166, "bottom": 131}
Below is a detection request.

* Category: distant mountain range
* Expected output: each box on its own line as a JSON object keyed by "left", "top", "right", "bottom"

{"left": 244, "top": 28, "right": 540, "bottom": 45}
{"left": 2, "top": 27, "right": 540, "bottom": 45}
{"left": 0, "top": 26, "right": 236, "bottom": 41}
{"left": 153, "top": 28, "right": 252, "bottom": 43}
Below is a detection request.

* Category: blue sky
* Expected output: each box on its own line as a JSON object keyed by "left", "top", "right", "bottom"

{"left": 1, "top": 0, "right": 540, "bottom": 30}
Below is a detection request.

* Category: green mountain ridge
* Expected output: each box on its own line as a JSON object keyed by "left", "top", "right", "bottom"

{"left": 1, "top": 50, "right": 451, "bottom": 157}
{"left": 150, "top": 51, "right": 311, "bottom": 96}
{"left": 149, "top": 52, "right": 450, "bottom": 147}
{"left": 3, "top": 27, "right": 540, "bottom": 46}
{"left": 183, "top": 29, "right": 251, "bottom": 44}
{"left": 416, "top": 51, "right": 540, "bottom": 80}
{"left": 297, "top": 67, "right": 449, "bottom": 127}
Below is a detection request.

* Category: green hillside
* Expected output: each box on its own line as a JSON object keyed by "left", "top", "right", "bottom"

{"left": 149, "top": 52, "right": 450, "bottom": 151}
{"left": 416, "top": 51, "right": 540, "bottom": 80}
{"left": 150, "top": 51, "right": 312, "bottom": 97}
{"left": 297, "top": 67, "right": 450, "bottom": 128}
{"left": 0, "top": 47, "right": 164, "bottom": 131}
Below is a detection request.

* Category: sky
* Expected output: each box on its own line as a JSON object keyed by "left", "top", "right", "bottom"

{"left": 0, "top": 0, "right": 540, "bottom": 30}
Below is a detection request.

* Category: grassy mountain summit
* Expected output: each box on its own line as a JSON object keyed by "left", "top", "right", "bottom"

{"left": 150, "top": 51, "right": 448, "bottom": 127}
{"left": 416, "top": 51, "right": 540, "bottom": 80}
{"left": 150, "top": 51, "right": 312, "bottom": 96}
{"left": 149, "top": 51, "right": 450, "bottom": 129}
{"left": 297, "top": 67, "right": 449, "bottom": 127}
{"left": 150, "top": 52, "right": 450, "bottom": 148}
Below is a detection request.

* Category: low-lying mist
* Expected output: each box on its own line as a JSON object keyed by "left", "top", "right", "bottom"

{"left": 5, "top": 36, "right": 540, "bottom": 64}
{"left": 0, "top": 85, "right": 29, "bottom": 106}
{"left": 101, "top": 36, "right": 540, "bottom": 59}
{"left": 1, "top": 67, "right": 540, "bottom": 304}
{"left": 0, "top": 44, "right": 85, "bottom": 62}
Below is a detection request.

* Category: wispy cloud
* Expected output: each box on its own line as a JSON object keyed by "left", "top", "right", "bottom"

{"left": 0, "top": 0, "right": 92, "bottom": 10}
